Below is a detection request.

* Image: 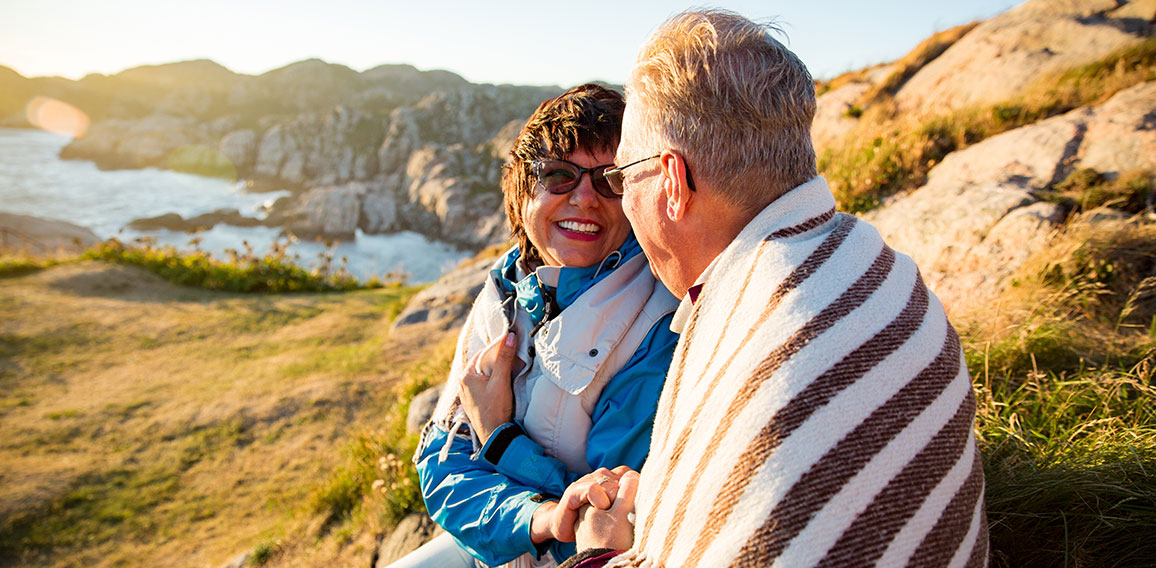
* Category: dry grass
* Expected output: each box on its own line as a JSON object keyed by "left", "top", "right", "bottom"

{"left": 0, "top": 260, "right": 430, "bottom": 568}
{"left": 820, "top": 38, "right": 1156, "bottom": 212}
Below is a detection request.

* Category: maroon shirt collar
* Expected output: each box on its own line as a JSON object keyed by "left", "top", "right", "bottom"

{"left": 687, "top": 283, "right": 705, "bottom": 305}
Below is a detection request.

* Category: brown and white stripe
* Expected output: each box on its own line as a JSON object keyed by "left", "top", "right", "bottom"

{"left": 607, "top": 178, "right": 987, "bottom": 568}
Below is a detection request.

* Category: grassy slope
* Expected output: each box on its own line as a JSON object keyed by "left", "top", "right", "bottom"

{"left": 0, "top": 260, "right": 440, "bottom": 568}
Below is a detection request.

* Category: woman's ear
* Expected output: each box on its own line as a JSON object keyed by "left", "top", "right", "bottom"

{"left": 659, "top": 151, "right": 693, "bottom": 221}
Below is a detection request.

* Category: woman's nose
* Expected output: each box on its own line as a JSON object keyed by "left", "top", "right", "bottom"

{"left": 569, "top": 173, "right": 600, "bottom": 208}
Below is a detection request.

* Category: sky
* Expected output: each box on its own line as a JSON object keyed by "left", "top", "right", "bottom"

{"left": 1, "top": 0, "right": 1023, "bottom": 87}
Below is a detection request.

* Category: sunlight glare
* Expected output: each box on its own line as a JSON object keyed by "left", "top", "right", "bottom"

{"left": 25, "top": 96, "right": 91, "bottom": 138}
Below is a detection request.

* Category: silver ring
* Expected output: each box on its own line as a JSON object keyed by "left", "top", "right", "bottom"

{"left": 595, "top": 475, "right": 611, "bottom": 485}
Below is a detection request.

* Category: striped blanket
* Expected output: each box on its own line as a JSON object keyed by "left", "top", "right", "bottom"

{"left": 607, "top": 178, "right": 988, "bottom": 567}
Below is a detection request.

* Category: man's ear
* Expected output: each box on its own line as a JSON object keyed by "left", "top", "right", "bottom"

{"left": 659, "top": 150, "right": 693, "bottom": 222}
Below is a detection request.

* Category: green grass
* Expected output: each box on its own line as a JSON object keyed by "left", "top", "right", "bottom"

{"left": 821, "top": 38, "right": 1156, "bottom": 213}
{"left": 962, "top": 211, "right": 1156, "bottom": 567}
{"left": 0, "top": 419, "right": 248, "bottom": 561}
{"left": 1036, "top": 168, "right": 1155, "bottom": 216}
{"left": 308, "top": 339, "right": 454, "bottom": 536}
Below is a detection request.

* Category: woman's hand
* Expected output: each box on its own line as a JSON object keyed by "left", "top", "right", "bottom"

{"left": 459, "top": 332, "right": 519, "bottom": 444}
{"left": 575, "top": 470, "right": 639, "bottom": 551}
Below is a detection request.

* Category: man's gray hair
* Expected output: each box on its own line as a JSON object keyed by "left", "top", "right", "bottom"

{"left": 627, "top": 9, "right": 818, "bottom": 211}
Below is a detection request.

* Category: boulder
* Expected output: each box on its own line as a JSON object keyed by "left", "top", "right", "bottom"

{"left": 1110, "top": 0, "right": 1156, "bottom": 21}
{"left": 0, "top": 212, "right": 100, "bottom": 254}
{"left": 361, "top": 175, "right": 405, "bottom": 234}
{"left": 893, "top": 0, "right": 1149, "bottom": 115}
{"left": 861, "top": 112, "right": 1081, "bottom": 312}
{"left": 393, "top": 253, "right": 494, "bottom": 332}
{"left": 1076, "top": 81, "right": 1156, "bottom": 176}
{"left": 374, "top": 514, "right": 444, "bottom": 567}
{"left": 406, "top": 386, "right": 443, "bottom": 436}
{"left": 286, "top": 182, "right": 370, "bottom": 239}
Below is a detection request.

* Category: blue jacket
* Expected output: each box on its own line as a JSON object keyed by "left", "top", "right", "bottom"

{"left": 414, "top": 236, "right": 678, "bottom": 565}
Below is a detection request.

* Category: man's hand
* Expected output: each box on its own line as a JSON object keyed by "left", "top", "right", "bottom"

{"left": 575, "top": 470, "right": 639, "bottom": 551}
{"left": 459, "top": 332, "right": 519, "bottom": 444}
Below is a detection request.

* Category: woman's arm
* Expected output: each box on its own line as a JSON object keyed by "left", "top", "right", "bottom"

{"left": 415, "top": 423, "right": 553, "bottom": 565}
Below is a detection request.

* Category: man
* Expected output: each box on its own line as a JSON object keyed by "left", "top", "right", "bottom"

{"left": 560, "top": 9, "right": 989, "bottom": 568}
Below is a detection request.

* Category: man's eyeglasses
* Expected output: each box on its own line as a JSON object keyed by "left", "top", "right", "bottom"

{"left": 531, "top": 159, "right": 619, "bottom": 199}
{"left": 603, "top": 154, "right": 696, "bottom": 195}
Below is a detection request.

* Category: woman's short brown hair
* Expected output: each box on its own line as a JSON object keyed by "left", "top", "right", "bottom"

{"left": 502, "top": 84, "right": 625, "bottom": 266}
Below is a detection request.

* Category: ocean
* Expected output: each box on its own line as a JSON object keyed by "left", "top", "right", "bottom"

{"left": 0, "top": 127, "right": 469, "bottom": 284}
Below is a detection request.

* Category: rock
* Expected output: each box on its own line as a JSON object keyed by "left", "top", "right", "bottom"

{"left": 399, "top": 143, "right": 506, "bottom": 247}
{"left": 1111, "top": 0, "right": 1156, "bottom": 21}
{"left": 127, "top": 212, "right": 189, "bottom": 231}
{"left": 863, "top": 76, "right": 1156, "bottom": 313}
{"left": 361, "top": 175, "right": 404, "bottom": 234}
{"left": 893, "top": 0, "right": 1149, "bottom": 115}
{"left": 812, "top": 81, "right": 873, "bottom": 152}
{"left": 0, "top": 212, "right": 100, "bottom": 254}
{"left": 374, "top": 513, "right": 444, "bottom": 567}
{"left": 406, "top": 386, "right": 443, "bottom": 436}
{"left": 861, "top": 113, "right": 1085, "bottom": 311}
{"left": 253, "top": 123, "right": 295, "bottom": 181}
{"left": 925, "top": 111, "right": 1085, "bottom": 189}
{"left": 287, "top": 182, "right": 370, "bottom": 239}
{"left": 60, "top": 115, "right": 209, "bottom": 170}
{"left": 393, "top": 253, "right": 494, "bottom": 332}
{"left": 127, "top": 209, "right": 264, "bottom": 232}
{"left": 1076, "top": 82, "right": 1156, "bottom": 176}
{"left": 218, "top": 552, "right": 249, "bottom": 568}
{"left": 219, "top": 129, "right": 258, "bottom": 172}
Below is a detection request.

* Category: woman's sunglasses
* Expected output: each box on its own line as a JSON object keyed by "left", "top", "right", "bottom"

{"left": 531, "top": 159, "right": 620, "bottom": 199}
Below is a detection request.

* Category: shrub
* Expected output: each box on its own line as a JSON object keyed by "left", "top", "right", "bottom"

{"left": 82, "top": 237, "right": 393, "bottom": 293}
{"left": 0, "top": 255, "right": 59, "bottom": 278}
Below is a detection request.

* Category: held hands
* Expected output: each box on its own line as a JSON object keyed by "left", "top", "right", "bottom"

{"left": 459, "top": 331, "right": 524, "bottom": 444}
{"left": 576, "top": 469, "right": 639, "bottom": 551}
{"left": 530, "top": 466, "right": 637, "bottom": 546}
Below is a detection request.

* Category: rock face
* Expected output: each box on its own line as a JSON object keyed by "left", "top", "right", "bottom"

{"left": 892, "top": 0, "right": 1152, "bottom": 115}
{"left": 60, "top": 115, "right": 211, "bottom": 170}
{"left": 862, "top": 81, "right": 1156, "bottom": 313}
{"left": 14, "top": 56, "right": 560, "bottom": 250}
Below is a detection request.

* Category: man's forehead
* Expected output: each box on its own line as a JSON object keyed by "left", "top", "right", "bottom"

{"left": 616, "top": 105, "right": 644, "bottom": 159}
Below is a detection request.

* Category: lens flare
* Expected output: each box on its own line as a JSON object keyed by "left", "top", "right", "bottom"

{"left": 25, "top": 96, "right": 90, "bottom": 138}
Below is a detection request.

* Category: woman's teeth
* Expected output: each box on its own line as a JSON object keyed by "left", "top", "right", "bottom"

{"left": 558, "top": 220, "right": 600, "bottom": 235}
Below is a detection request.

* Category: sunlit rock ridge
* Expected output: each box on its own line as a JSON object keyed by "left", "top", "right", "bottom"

{"left": 0, "top": 59, "right": 563, "bottom": 249}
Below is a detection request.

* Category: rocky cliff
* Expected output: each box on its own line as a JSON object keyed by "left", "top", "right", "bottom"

{"left": 2, "top": 59, "right": 561, "bottom": 249}
{"left": 812, "top": 0, "right": 1155, "bottom": 313}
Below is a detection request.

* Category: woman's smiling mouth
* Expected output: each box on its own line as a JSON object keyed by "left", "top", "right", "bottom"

{"left": 557, "top": 219, "right": 602, "bottom": 236}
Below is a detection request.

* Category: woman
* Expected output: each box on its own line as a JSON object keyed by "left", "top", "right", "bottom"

{"left": 400, "top": 84, "right": 678, "bottom": 567}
